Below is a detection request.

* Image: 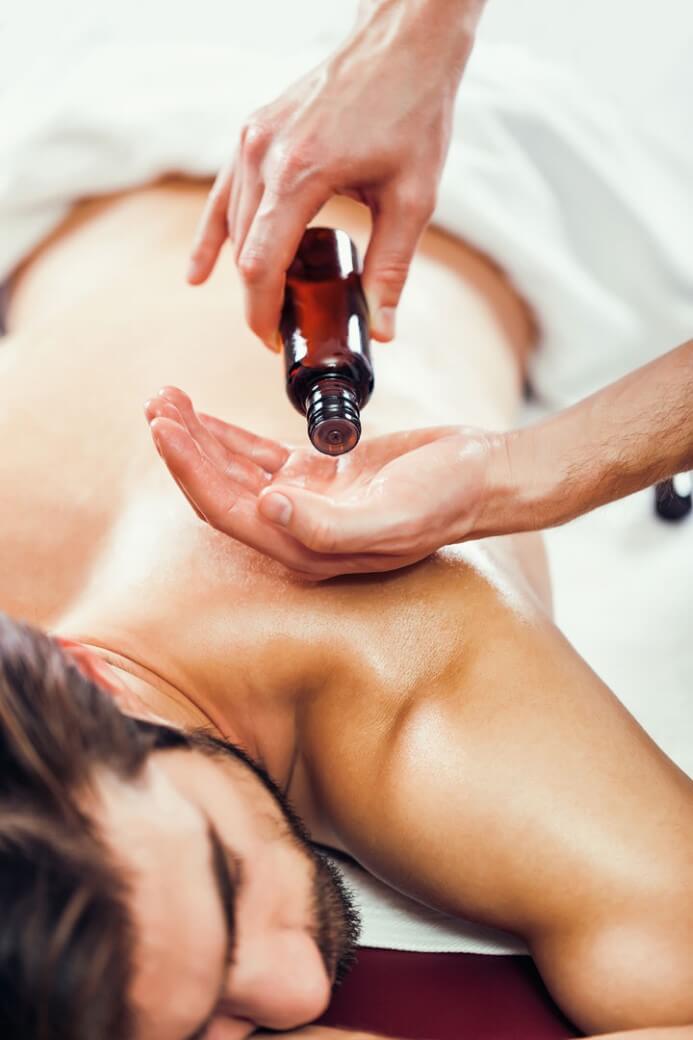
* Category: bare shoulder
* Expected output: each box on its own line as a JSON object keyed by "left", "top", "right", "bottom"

{"left": 300, "top": 562, "right": 693, "bottom": 1031}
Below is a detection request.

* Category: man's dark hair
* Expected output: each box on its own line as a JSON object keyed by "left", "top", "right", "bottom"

{"left": 0, "top": 612, "right": 193, "bottom": 1040}
{"left": 0, "top": 612, "right": 359, "bottom": 1038}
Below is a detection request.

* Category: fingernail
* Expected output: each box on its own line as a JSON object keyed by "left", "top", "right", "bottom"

{"left": 372, "top": 306, "right": 396, "bottom": 340}
{"left": 260, "top": 492, "right": 292, "bottom": 527}
{"left": 187, "top": 258, "right": 201, "bottom": 282}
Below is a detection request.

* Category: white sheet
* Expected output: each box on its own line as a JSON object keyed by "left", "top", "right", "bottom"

{"left": 1, "top": 0, "right": 691, "bottom": 955}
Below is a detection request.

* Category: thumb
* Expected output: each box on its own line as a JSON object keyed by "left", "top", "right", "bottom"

{"left": 258, "top": 486, "right": 375, "bottom": 555}
{"left": 362, "top": 184, "right": 433, "bottom": 341}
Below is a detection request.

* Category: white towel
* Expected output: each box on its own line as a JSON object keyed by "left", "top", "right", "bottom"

{"left": 330, "top": 856, "right": 527, "bottom": 955}
{"left": 2, "top": 0, "right": 692, "bottom": 408}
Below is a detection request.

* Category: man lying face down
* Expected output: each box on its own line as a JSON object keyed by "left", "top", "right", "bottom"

{"left": 0, "top": 181, "right": 691, "bottom": 1040}
{"left": 2, "top": 604, "right": 693, "bottom": 1040}
{"left": 0, "top": 617, "right": 359, "bottom": 1040}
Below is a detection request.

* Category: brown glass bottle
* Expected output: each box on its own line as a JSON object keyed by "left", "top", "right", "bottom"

{"left": 280, "top": 227, "right": 374, "bottom": 455}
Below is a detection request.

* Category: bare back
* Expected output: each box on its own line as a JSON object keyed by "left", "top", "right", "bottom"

{"left": 0, "top": 178, "right": 539, "bottom": 692}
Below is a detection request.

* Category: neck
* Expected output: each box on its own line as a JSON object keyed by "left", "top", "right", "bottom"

{"left": 78, "top": 640, "right": 216, "bottom": 727}
{"left": 50, "top": 615, "right": 302, "bottom": 790}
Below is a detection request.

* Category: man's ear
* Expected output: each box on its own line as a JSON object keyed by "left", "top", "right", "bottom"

{"left": 54, "top": 637, "right": 162, "bottom": 721}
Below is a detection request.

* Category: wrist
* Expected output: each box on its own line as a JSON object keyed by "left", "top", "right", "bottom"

{"left": 470, "top": 427, "right": 575, "bottom": 539}
{"left": 352, "top": 0, "right": 481, "bottom": 80}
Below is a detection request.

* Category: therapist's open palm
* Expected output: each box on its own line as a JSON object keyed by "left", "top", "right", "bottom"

{"left": 145, "top": 387, "right": 497, "bottom": 580}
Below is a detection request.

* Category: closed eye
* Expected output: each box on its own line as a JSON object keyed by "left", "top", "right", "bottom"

{"left": 183, "top": 820, "right": 242, "bottom": 1040}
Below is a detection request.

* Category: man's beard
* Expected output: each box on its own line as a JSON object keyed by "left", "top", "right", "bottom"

{"left": 138, "top": 721, "right": 361, "bottom": 985}
{"left": 310, "top": 848, "right": 361, "bottom": 984}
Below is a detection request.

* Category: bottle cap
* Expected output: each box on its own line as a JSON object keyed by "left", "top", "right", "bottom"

{"left": 306, "top": 377, "right": 361, "bottom": 455}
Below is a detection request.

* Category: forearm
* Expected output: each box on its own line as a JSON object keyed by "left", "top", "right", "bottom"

{"left": 483, "top": 339, "right": 693, "bottom": 534}
{"left": 355, "top": 0, "right": 487, "bottom": 33}
{"left": 352, "top": 0, "right": 486, "bottom": 78}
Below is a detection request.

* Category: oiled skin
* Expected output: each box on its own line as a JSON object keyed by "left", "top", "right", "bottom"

{"left": 1, "top": 180, "right": 691, "bottom": 1034}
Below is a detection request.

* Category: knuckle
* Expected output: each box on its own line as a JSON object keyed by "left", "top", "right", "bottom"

{"left": 240, "top": 119, "right": 272, "bottom": 162}
{"left": 419, "top": 189, "right": 437, "bottom": 222}
{"left": 218, "top": 495, "right": 241, "bottom": 530}
{"left": 395, "top": 184, "right": 436, "bottom": 223}
{"left": 237, "top": 249, "right": 269, "bottom": 286}
{"left": 372, "top": 254, "right": 411, "bottom": 290}
{"left": 269, "top": 141, "right": 319, "bottom": 196}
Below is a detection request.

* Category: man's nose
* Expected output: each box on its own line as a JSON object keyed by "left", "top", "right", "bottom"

{"left": 224, "top": 932, "right": 332, "bottom": 1030}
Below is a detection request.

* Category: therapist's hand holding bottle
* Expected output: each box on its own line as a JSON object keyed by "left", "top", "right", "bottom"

{"left": 186, "top": 0, "right": 486, "bottom": 347}
{"left": 146, "top": 341, "right": 693, "bottom": 580}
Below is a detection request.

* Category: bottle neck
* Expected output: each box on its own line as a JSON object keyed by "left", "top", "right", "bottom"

{"left": 305, "top": 376, "right": 361, "bottom": 456}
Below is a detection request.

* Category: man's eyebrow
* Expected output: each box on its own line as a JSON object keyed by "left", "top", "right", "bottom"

{"left": 184, "top": 819, "right": 241, "bottom": 1040}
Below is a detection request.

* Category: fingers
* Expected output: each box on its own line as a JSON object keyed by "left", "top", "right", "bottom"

{"left": 145, "top": 384, "right": 289, "bottom": 473}
{"left": 228, "top": 119, "right": 271, "bottom": 255}
{"left": 230, "top": 168, "right": 265, "bottom": 265}
{"left": 237, "top": 177, "right": 327, "bottom": 349}
{"left": 143, "top": 391, "right": 310, "bottom": 569}
{"left": 196, "top": 411, "right": 289, "bottom": 473}
{"left": 149, "top": 415, "right": 248, "bottom": 527}
{"left": 227, "top": 151, "right": 243, "bottom": 252}
{"left": 148, "top": 416, "right": 209, "bottom": 521}
{"left": 155, "top": 387, "right": 271, "bottom": 494}
{"left": 362, "top": 182, "right": 435, "bottom": 341}
{"left": 145, "top": 392, "right": 269, "bottom": 496}
{"left": 148, "top": 414, "right": 337, "bottom": 574}
{"left": 188, "top": 163, "right": 234, "bottom": 284}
